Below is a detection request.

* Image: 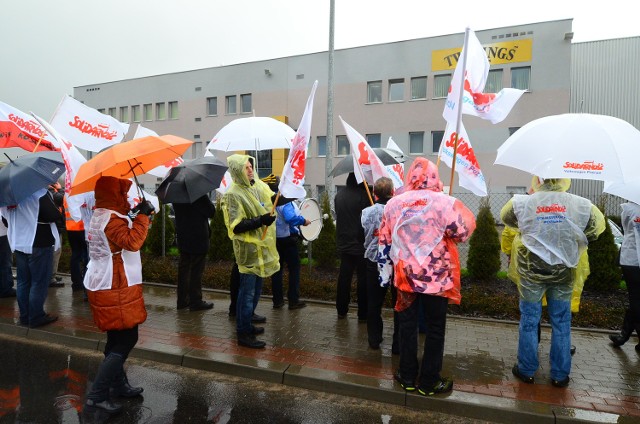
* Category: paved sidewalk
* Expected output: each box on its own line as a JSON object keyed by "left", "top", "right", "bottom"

{"left": 1, "top": 275, "right": 639, "bottom": 423}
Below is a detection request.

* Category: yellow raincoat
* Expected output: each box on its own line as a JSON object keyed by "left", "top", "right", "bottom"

{"left": 222, "top": 154, "right": 279, "bottom": 278}
{"left": 500, "top": 177, "right": 605, "bottom": 312}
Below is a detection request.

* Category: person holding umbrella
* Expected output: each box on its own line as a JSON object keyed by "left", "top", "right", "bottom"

{"left": 222, "top": 154, "right": 278, "bottom": 349}
{"left": 83, "top": 176, "right": 155, "bottom": 414}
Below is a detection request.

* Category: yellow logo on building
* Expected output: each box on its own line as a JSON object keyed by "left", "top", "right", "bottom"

{"left": 432, "top": 39, "right": 532, "bottom": 71}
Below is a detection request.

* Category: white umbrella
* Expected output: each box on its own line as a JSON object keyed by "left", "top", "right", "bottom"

{"left": 206, "top": 117, "right": 295, "bottom": 152}
{"left": 603, "top": 177, "right": 640, "bottom": 205}
{"left": 495, "top": 113, "right": 640, "bottom": 182}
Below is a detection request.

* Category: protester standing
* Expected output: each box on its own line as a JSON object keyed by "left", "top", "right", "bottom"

{"left": 0, "top": 217, "right": 16, "bottom": 298}
{"left": 63, "top": 196, "right": 88, "bottom": 292}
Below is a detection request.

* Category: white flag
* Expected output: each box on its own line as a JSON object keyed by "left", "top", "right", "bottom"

{"left": 134, "top": 125, "right": 185, "bottom": 178}
{"left": 279, "top": 80, "right": 318, "bottom": 199}
{"left": 340, "top": 116, "right": 391, "bottom": 186}
{"left": 384, "top": 137, "right": 404, "bottom": 189}
{"left": 439, "top": 121, "right": 487, "bottom": 196}
{"left": 443, "top": 29, "right": 524, "bottom": 125}
{"left": 50, "top": 95, "right": 129, "bottom": 152}
{"left": 216, "top": 170, "right": 233, "bottom": 195}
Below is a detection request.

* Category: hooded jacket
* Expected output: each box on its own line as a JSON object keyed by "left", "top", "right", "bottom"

{"left": 222, "top": 154, "right": 279, "bottom": 278}
{"left": 335, "top": 173, "right": 370, "bottom": 255}
{"left": 86, "top": 176, "right": 150, "bottom": 331}
{"left": 378, "top": 158, "right": 476, "bottom": 307}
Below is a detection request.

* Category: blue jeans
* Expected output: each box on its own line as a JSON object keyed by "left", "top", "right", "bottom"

{"left": 0, "top": 236, "right": 14, "bottom": 295}
{"left": 236, "top": 272, "right": 263, "bottom": 334}
{"left": 518, "top": 280, "right": 572, "bottom": 381}
{"left": 15, "top": 246, "right": 53, "bottom": 326}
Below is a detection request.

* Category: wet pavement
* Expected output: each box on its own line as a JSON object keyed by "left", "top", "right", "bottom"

{"left": 1, "top": 274, "right": 640, "bottom": 423}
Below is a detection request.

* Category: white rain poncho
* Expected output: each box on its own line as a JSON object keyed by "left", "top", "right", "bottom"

{"left": 222, "top": 154, "right": 279, "bottom": 278}
{"left": 619, "top": 202, "right": 640, "bottom": 267}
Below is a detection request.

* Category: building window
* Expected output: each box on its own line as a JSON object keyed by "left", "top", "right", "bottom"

{"left": 411, "top": 76, "right": 427, "bottom": 100}
{"left": 367, "top": 81, "right": 382, "bottom": 103}
{"left": 409, "top": 132, "right": 424, "bottom": 154}
{"left": 156, "top": 102, "right": 166, "bottom": 120}
{"left": 226, "top": 95, "right": 237, "bottom": 114}
{"left": 432, "top": 130, "right": 445, "bottom": 153}
{"left": 192, "top": 141, "right": 202, "bottom": 159}
{"left": 131, "top": 105, "right": 141, "bottom": 123}
{"left": 97, "top": 108, "right": 105, "bottom": 113}
{"left": 366, "top": 133, "right": 381, "bottom": 148}
{"left": 206, "top": 97, "right": 217, "bottom": 116}
{"left": 337, "top": 135, "right": 350, "bottom": 156}
{"left": 317, "top": 136, "right": 327, "bottom": 157}
{"left": 143, "top": 104, "right": 152, "bottom": 121}
{"left": 511, "top": 66, "right": 531, "bottom": 91}
{"left": 388, "top": 79, "right": 405, "bottom": 102}
{"left": 247, "top": 150, "right": 272, "bottom": 179}
{"left": 168, "top": 101, "right": 178, "bottom": 119}
{"left": 433, "top": 74, "right": 452, "bottom": 98}
{"left": 240, "top": 94, "right": 252, "bottom": 113}
{"left": 506, "top": 186, "right": 527, "bottom": 194}
{"left": 485, "top": 69, "right": 503, "bottom": 93}
{"left": 108, "top": 107, "right": 116, "bottom": 118}
{"left": 119, "top": 106, "right": 128, "bottom": 123}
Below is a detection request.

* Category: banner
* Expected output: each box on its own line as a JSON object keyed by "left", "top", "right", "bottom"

{"left": 439, "top": 121, "right": 487, "bottom": 196}
{"left": 0, "top": 101, "right": 58, "bottom": 152}
{"left": 50, "top": 95, "right": 129, "bottom": 152}
{"left": 384, "top": 137, "right": 404, "bottom": 189}
{"left": 279, "top": 80, "right": 318, "bottom": 199}
{"left": 133, "top": 125, "right": 185, "bottom": 178}
{"left": 216, "top": 170, "right": 233, "bottom": 195}
{"left": 339, "top": 116, "right": 390, "bottom": 186}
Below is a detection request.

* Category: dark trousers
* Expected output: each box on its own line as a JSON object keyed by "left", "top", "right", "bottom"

{"left": 622, "top": 265, "right": 640, "bottom": 325}
{"left": 398, "top": 293, "right": 448, "bottom": 387}
{"left": 177, "top": 252, "right": 207, "bottom": 307}
{"left": 0, "top": 235, "right": 14, "bottom": 296}
{"left": 229, "top": 262, "right": 240, "bottom": 314}
{"left": 67, "top": 230, "right": 88, "bottom": 290}
{"left": 104, "top": 326, "right": 139, "bottom": 359}
{"left": 271, "top": 237, "right": 301, "bottom": 305}
{"left": 336, "top": 252, "right": 367, "bottom": 319}
{"left": 366, "top": 260, "right": 398, "bottom": 349}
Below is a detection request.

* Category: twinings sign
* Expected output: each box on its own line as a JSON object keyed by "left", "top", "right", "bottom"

{"left": 432, "top": 38, "right": 532, "bottom": 71}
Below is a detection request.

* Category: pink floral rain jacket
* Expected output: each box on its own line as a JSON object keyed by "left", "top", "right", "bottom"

{"left": 377, "top": 158, "right": 476, "bottom": 309}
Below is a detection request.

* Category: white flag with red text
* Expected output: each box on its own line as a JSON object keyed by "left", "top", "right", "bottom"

{"left": 0, "top": 101, "right": 58, "bottom": 152}
{"left": 442, "top": 29, "right": 524, "bottom": 125}
{"left": 439, "top": 121, "right": 487, "bottom": 196}
{"left": 133, "top": 125, "right": 185, "bottom": 178}
{"left": 216, "top": 170, "right": 233, "bottom": 195}
{"left": 50, "top": 95, "right": 130, "bottom": 152}
{"left": 340, "top": 116, "right": 391, "bottom": 185}
{"left": 384, "top": 137, "right": 404, "bottom": 189}
{"left": 279, "top": 80, "right": 318, "bottom": 199}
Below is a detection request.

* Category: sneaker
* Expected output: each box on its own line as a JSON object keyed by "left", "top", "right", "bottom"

{"left": 251, "top": 314, "right": 266, "bottom": 323}
{"left": 393, "top": 371, "right": 416, "bottom": 392}
{"left": 29, "top": 314, "right": 58, "bottom": 328}
{"left": 288, "top": 301, "right": 307, "bottom": 310}
{"left": 418, "top": 378, "right": 453, "bottom": 396}
{"left": 512, "top": 365, "right": 534, "bottom": 384}
{"left": 551, "top": 376, "right": 570, "bottom": 388}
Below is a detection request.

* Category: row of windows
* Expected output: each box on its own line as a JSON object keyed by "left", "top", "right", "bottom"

{"left": 366, "top": 67, "right": 531, "bottom": 103}
{"left": 207, "top": 94, "right": 252, "bottom": 116}
{"left": 98, "top": 102, "right": 178, "bottom": 123}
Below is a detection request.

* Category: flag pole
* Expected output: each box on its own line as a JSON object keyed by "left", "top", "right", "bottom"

{"left": 448, "top": 27, "right": 470, "bottom": 196}
{"left": 260, "top": 191, "right": 280, "bottom": 240}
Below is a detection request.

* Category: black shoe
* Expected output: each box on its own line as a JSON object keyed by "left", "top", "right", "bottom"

{"left": 228, "top": 309, "right": 236, "bottom": 318}
{"left": 85, "top": 399, "right": 122, "bottom": 414}
{"left": 394, "top": 371, "right": 416, "bottom": 392}
{"left": 237, "top": 334, "right": 266, "bottom": 349}
{"left": 112, "top": 383, "right": 144, "bottom": 398}
{"left": 49, "top": 281, "right": 64, "bottom": 288}
{"left": 570, "top": 345, "right": 576, "bottom": 356}
{"left": 418, "top": 377, "right": 453, "bottom": 396}
{"left": 512, "top": 365, "right": 534, "bottom": 384}
{"left": 71, "top": 285, "right": 84, "bottom": 292}
{"left": 251, "top": 313, "right": 266, "bottom": 323}
{"left": 337, "top": 313, "right": 347, "bottom": 319}
{"left": 368, "top": 343, "right": 380, "bottom": 350}
{"left": 551, "top": 376, "right": 570, "bottom": 388}
{"left": 609, "top": 333, "right": 631, "bottom": 347}
{"left": 177, "top": 302, "right": 189, "bottom": 310}
{"left": 273, "top": 301, "right": 285, "bottom": 309}
{"left": 189, "top": 301, "right": 213, "bottom": 311}
{"left": 250, "top": 326, "right": 265, "bottom": 335}
{"left": 288, "top": 301, "right": 307, "bottom": 310}
{"left": 0, "top": 289, "right": 16, "bottom": 298}
{"left": 358, "top": 317, "right": 367, "bottom": 323}
{"left": 30, "top": 314, "right": 58, "bottom": 328}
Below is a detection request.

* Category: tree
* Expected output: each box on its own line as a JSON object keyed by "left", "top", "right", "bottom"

{"left": 585, "top": 209, "right": 622, "bottom": 292}
{"left": 209, "top": 199, "right": 234, "bottom": 261}
{"left": 467, "top": 197, "right": 501, "bottom": 281}
{"left": 144, "top": 204, "right": 175, "bottom": 256}
{"left": 313, "top": 192, "right": 338, "bottom": 268}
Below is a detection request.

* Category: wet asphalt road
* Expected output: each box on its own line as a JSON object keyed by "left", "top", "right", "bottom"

{"left": 0, "top": 334, "right": 491, "bottom": 424}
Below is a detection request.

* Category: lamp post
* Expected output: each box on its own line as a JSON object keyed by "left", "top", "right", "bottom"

{"left": 324, "top": 0, "right": 336, "bottom": 213}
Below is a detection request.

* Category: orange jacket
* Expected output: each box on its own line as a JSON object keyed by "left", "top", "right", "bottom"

{"left": 63, "top": 197, "right": 84, "bottom": 232}
{"left": 86, "top": 177, "right": 149, "bottom": 331}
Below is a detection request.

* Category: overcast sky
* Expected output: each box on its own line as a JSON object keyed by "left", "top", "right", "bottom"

{"left": 1, "top": 0, "right": 635, "bottom": 119}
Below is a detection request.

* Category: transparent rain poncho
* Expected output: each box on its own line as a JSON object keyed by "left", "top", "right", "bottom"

{"left": 222, "top": 154, "right": 279, "bottom": 278}
{"left": 500, "top": 177, "right": 605, "bottom": 304}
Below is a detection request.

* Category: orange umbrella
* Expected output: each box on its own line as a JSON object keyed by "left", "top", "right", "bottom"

{"left": 70, "top": 135, "right": 193, "bottom": 195}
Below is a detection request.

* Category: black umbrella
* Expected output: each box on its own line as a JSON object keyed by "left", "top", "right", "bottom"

{"left": 328, "top": 147, "right": 406, "bottom": 178}
{"left": 0, "top": 151, "right": 64, "bottom": 207}
{"left": 155, "top": 156, "right": 228, "bottom": 204}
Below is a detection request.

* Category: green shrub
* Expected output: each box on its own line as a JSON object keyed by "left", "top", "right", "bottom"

{"left": 585, "top": 209, "right": 622, "bottom": 292}
{"left": 312, "top": 192, "right": 338, "bottom": 268}
{"left": 144, "top": 204, "right": 175, "bottom": 256}
{"left": 467, "top": 197, "right": 501, "bottom": 281}
{"left": 209, "top": 199, "right": 234, "bottom": 261}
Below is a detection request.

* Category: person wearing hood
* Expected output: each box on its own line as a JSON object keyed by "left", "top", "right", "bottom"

{"left": 378, "top": 158, "right": 476, "bottom": 396}
{"left": 83, "top": 176, "right": 155, "bottom": 415}
{"left": 335, "top": 172, "right": 370, "bottom": 320}
{"left": 501, "top": 176, "right": 604, "bottom": 388}
{"left": 361, "top": 176, "right": 398, "bottom": 352}
{"left": 222, "top": 154, "right": 278, "bottom": 349}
